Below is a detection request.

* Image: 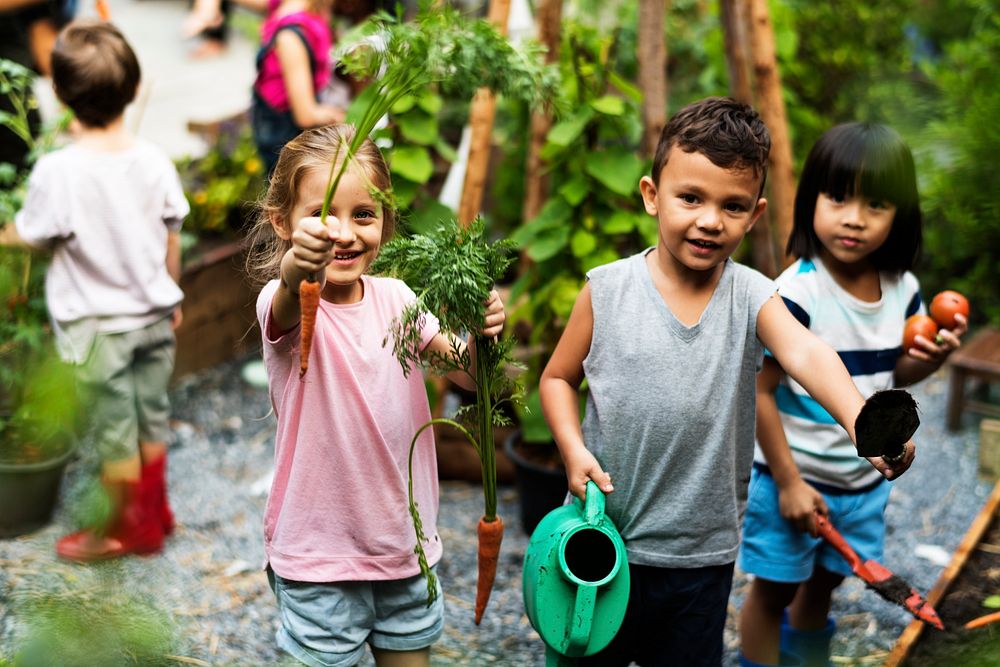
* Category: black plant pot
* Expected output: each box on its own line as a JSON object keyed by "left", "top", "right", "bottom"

{"left": 0, "top": 446, "right": 74, "bottom": 538}
{"left": 504, "top": 430, "right": 568, "bottom": 535}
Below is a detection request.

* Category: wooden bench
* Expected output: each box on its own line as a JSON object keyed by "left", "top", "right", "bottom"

{"left": 946, "top": 326, "right": 1000, "bottom": 430}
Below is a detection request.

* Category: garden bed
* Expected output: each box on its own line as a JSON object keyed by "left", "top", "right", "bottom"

{"left": 173, "top": 239, "right": 259, "bottom": 381}
{"left": 886, "top": 477, "right": 1000, "bottom": 666}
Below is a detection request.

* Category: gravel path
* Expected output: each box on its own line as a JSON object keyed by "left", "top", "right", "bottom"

{"left": 0, "top": 353, "right": 994, "bottom": 666}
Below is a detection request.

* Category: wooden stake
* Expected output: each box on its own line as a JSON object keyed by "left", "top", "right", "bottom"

{"left": 521, "top": 0, "right": 562, "bottom": 226}
{"left": 637, "top": 0, "right": 669, "bottom": 157}
{"left": 748, "top": 0, "right": 795, "bottom": 268}
{"left": 457, "top": 0, "right": 512, "bottom": 228}
{"left": 720, "top": 0, "right": 752, "bottom": 105}
{"left": 721, "top": 0, "right": 777, "bottom": 277}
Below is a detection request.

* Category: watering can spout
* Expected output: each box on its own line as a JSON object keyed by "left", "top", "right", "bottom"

{"left": 523, "top": 481, "right": 630, "bottom": 660}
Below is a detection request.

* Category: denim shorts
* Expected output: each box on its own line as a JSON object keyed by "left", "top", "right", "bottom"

{"left": 739, "top": 466, "right": 892, "bottom": 582}
{"left": 268, "top": 567, "right": 444, "bottom": 667}
{"left": 72, "top": 317, "right": 175, "bottom": 462}
{"left": 578, "top": 561, "right": 735, "bottom": 667}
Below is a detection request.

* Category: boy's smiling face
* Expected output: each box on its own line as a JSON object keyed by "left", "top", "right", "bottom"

{"left": 640, "top": 146, "right": 766, "bottom": 277}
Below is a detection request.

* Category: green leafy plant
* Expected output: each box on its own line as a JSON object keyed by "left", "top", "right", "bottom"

{"left": 175, "top": 119, "right": 265, "bottom": 239}
{"left": 376, "top": 88, "right": 461, "bottom": 235}
{"left": 371, "top": 216, "right": 521, "bottom": 615}
{"left": 0, "top": 58, "right": 79, "bottom": 464}
{"left": 10, "top": 569, "right": 178, "bottom": 666}
{"left": 508, "top": 18, "right": 654, "bottom": 442}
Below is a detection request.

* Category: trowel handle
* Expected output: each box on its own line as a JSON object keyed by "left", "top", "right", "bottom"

{"left": 813, "top": 512, "right": 862, "bottom": 570}
{"left": 567, "top": 583, "right": 597, "bottom": 654}
{"left": 583, "top": 481, "right": 605, "bottom": 525}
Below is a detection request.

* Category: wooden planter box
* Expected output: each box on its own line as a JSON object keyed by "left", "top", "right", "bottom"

{"left": 172, "top": 240, "right": 259, "bottom": 381}
{"left": 885, "top": 477, "right": 1000, "bottom": 666}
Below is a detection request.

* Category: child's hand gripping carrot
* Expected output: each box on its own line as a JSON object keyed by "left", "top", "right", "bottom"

{"left": 287, "top": 215, "right": 339, "bottom": 377}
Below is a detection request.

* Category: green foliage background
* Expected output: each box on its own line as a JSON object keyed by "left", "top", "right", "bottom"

{"left": 492, "top": 0, "right": 1000, "bottom": 326}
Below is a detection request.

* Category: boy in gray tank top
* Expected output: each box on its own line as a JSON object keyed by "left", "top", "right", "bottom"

{"left": 539, "top": 97, "right": 917, "bottom": 667}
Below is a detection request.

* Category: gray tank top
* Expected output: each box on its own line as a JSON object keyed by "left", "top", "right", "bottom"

{"left": 582, "top": 249, "right": 775, "bottom": 568}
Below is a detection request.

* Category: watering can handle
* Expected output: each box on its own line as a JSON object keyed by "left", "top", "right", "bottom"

{"left": 583, "top": 481, "right": 605, "bottom": 526}
{"left": 567, "top": 583, "right": 597, "bottom": 654}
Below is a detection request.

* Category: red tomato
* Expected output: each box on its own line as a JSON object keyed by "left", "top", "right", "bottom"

{"left": 929, "top": 290, "right": 970, "bottom": 329}
{"left": 903, "top": 314, "right": 939, "bottom": 352}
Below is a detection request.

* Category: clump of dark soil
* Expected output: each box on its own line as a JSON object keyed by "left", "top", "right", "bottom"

{"left": 904, "top": 512, "right": 1000, "bottom": 666}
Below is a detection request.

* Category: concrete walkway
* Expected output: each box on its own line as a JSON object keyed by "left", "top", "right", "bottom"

{"left": 37, "top": 0, "right": 257, "bottom": 159}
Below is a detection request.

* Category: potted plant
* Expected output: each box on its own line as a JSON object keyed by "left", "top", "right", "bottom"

{"left": 0, "top": 249, "right": 80, "bottom": 538}
{"left": 0, "top": 58, "right": 80, "bottom": 537}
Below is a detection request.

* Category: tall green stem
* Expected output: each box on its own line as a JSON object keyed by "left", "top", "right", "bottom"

{"left": 475, "top": 334, "right": 497, "bottom": 521}
{"left": 406, "top": 416, "right": 479, "bottom": 605}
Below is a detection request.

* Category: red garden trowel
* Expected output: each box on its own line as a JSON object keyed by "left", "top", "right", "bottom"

{"left": 814, "top": 511, "right": 944, "bottom": 630}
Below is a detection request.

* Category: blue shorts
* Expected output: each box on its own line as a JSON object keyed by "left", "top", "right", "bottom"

{"left": 267, "top": 567, "right": 444, "bottom": 667}
{"left": 740, "top": 466, "right": 891, "bottom": 583}
{"left": 578, "top": 561, "right": 735, "bottom": 667}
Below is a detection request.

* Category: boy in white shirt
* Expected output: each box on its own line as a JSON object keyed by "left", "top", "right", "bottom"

{"left": 1, "top": 20, "right": 188, "bottom": 561}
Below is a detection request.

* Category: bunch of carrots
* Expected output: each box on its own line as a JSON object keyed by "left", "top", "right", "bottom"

{"left": 372, "top": 218, "right": 520, "bottom": 624}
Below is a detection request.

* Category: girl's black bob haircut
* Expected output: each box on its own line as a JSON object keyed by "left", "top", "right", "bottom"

{"left": 788, "top": 122, "right": 922, "bottom": 274}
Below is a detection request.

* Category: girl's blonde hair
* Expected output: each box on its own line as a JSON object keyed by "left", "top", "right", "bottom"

{"left": 246, "top": 124, "right": 395, "bottom": 288}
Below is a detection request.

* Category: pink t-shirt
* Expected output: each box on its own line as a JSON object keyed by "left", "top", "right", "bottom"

{"left": 255, "top": 11, "right": 332, "bottom": 112}
{"left": 256, "top": 276, "right": 443, "bottom": 582}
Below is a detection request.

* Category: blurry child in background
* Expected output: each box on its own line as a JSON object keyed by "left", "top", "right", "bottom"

{"left": 251, "top": 0, "right": 347, "bottom": 174}
{"left": 0, "top": 20, "right": 187, "bottom": 561}
{"left": 540, "top": 99, "right": 916, "bottom": 667}
{"left": 738, "top": 123, "right": 966, "bottom": 667}
{"left": 245, "top": 124, "right": 504, "bottom": 666}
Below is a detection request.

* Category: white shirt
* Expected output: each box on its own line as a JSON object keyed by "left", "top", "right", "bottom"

{"left": 15, "top": 139, "right": 188, "bottom": 360}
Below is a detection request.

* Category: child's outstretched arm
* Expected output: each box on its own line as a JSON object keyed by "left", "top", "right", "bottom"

{"left": 895, "top": 313, "right": 968, "bottom": 387}
{"left": 540, "top": 283, "right": 614, "bottom": 500}
{"left": 756, "top": 357, "right": 828, "bottom": 536}
{"left": 270, "top": 215, "right": 334, "bottom": 336}
{"left": 757, "top": 294, "right": 915, "bottom": 481}
{"left": 423, "top": 290, "right": 506, "bottom": 391}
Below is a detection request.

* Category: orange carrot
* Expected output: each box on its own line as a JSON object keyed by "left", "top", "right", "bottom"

{"left": 299, "top": 279, "right": 321, "bottom": 377}
{"left": 965, "top": 609, "right": 1000, "bottom": 630}
{"left": 96, "top": 0, "right": 111, "bottom": 20}
{"left": 474, "top": 514, "right": 504, "bottom": 625}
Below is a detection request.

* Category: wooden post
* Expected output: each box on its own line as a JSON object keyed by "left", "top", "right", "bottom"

{"left": 637, "top": 0, "right": 668, "bottom": 157}
{"left": 720, "top": 0, "right": 752, "bottom": 104}
{"left": 748, "top": 0, "right": 795, "bottom": 268}
{"left": 721, "top": 0, "right": 777, "bottom": 277}
{"left": 521, "top": 0, "right": 562, "bottom": 225}
{"left": 457, "top": 0, "right": 512, "bottom": 227}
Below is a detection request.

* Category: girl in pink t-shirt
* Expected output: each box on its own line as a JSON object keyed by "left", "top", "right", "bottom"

{"left": 244, "top": 124, "right": 505, "bottom": 667}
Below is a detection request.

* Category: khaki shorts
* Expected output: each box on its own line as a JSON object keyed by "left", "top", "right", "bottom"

{"left": 74, "top": 317, "right": 175, "bottom": 462}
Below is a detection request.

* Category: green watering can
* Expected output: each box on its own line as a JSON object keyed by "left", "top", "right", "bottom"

{"left": 522, "top": 481, "right": 630, "bottom": 666}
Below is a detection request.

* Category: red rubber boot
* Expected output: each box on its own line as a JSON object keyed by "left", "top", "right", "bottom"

{"left": 142, "top": 456, "right": 175, "bottom": 536}
{"left": 56, "top": 478, "right": 164, "bottom": 562}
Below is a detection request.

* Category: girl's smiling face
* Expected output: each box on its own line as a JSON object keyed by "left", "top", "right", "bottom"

{"left": 290, "top": 165, "right": 385, "bottom": 304}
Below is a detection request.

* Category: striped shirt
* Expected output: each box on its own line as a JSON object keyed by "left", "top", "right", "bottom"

{"left": 755, "top": 257, "right": 923, "bottom": 490}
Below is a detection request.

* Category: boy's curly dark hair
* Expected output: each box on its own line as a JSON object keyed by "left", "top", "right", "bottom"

{"left": 51, "top": 20, "right": 140, "bottom": 128}
{"left": 651, "top": 97, "right": 771, "bottom": 195}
